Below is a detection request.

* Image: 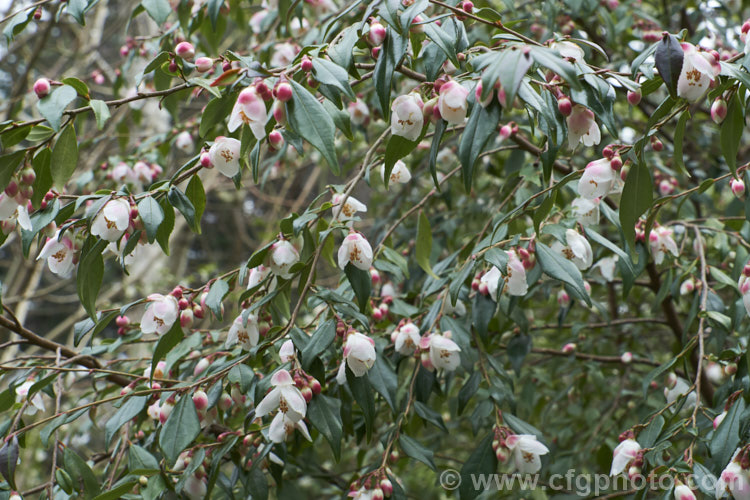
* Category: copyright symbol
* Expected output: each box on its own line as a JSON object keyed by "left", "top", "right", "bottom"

{"left": 440, "top": 468, "right": 462, "bottom": 490}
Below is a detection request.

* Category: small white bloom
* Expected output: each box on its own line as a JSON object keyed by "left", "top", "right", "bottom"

{"left": 716, "top": 459, "right": 750, "bottom": 500}
{"left": 91, "top": 198, "right": 130, "bottom": 242}
{"left": 552, "top": 229, "right": 593, "bottom": 270}
{"left": 0, "top": 194, "right": 31, "bottom": 231}
{"left": 649, "top": 226, "right": 679, "bottom": 265}
{"left": 578, "top": 158, "right": 615, "bottom": 199}
{"left": 571, "top": 197, "right": 600, "bottom": 226}
{"left": 343, "top": 332, "right": 376, "bottom": 377}
{"left": 505, "top": 250, "right": 529, "bottom": 296}
{"left": 392, "top": 322, "right": 420, "bottom": 355}
{"left": 15, "top": 380, "right": 45, "bottom": 414}
{"left": 247, "top": 264, "right": 272, "bottom": 289}
{"left": 438, "top": 81, "right": 469, "bottom": 124}
{"left": 391, "top": 93, "right": 424, "bottom": 141}
{"left": 381, "top": 160, "right": 412, "bottom": 185}
{"left": 174, "top": 131, "right": 195, "bottom": 153}
{"left": 592, "top": 256, "right": 618, "bottom": 282}
{"left": 506, "top": 434, "right": 550, "bottom": 474}
{"left": 567, "top": 104, "right": 601, "bottom": 149}
{"left": 426, "top": 333, "right": 461, "bottom": 371}
{"left": 338, "top": 232, "right": 373, "bottom": 271}
{"left": 664, "top": 377, "right": 696, "bottom": 409}
{"left": 268, "top": 411, "right": 312, "bottom": 443}
{"left": 140, "top": 293, "right": 179, "bottom": 335}
{"left": 348, "top": 99, "right": 370, "bottom": 126}
{"left": 255, "top": 369, "right": 306, "bottom": 421}
{"left": 551, "top": 40, "right": 585, "bottom": 61}
{"left": 279, "top": 339, "right": 295, "bottom": 363}
{"left": 331, "top": 193, "right": 367, "bottom": 222}
{"left": 268, "top": 239, "right": 300, "bottom": 279}
{"left": 481, "top": 266, "right": 503, "bottom": 301}
{"left": 270, "top": 42, "right": 299, "bottom": 68}
{"left": 37, "top": 231, "right": 75, "bottom": 277}
{"left": 209, "top": 136, "right": 242, "bottom": 178}
{"left": 228, "top": 87, "right": 268, "bottom": 140}
{"left": 226, "top": 313, "right": 260, "bottom": 351}
{"left": 677, "top": 43, "right": 719, "bottom": 103}
{"left": 610, "top": 439, "right": 641, "bottom": 476}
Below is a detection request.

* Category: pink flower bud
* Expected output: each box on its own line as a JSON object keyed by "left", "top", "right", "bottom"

{"left": 310, "top": 377, "right": 321, "bottom": 394}
{"left": 372, "top": 488, "right": 384, "bottom": 500}
{"left": 651, "top": 136, "right": 663, "bottom": 151}
{"left": 557, "top": 96, "right": 572, "bottom": 116}
{"left": 192, "top": 390, "right": 208, "bottom": 411}
{"left": 380, "top": 478, "right": 393, "bottom": 496}
{"left": 116, "top": 315, "right": 129, "bottom": 327}
{"left": 274, "top": 82, "right": 293, "bottom": 102}
{"left": 180, "top": 309, "right": 194, "bottom": 328}
{"left": 499, "top": 123, "right": 513, "bottom": 140}
{"left": 4, "top": 181, "right": 18, "bottom": 197}
{"left": 218, "top": 393, "right": 233, "bottom": 411}
{"left": 562, "top": 343, "right": 576, "bottom": 354}
{"left": 175, "top": 41, "right": 195, "bottom": 61}
{"left": 195, "top": 57, "right": 213, "bottom": 73}
{"left": 732, "top": 178, "right": 746, "bottom": 198}
{"left": 301, "top": 386, "right": 313, "bottom": 402}
{"left": 178, "top": 298, "right": 190, "bottom": 310}
{"left": 610, "top": 155, "right": 623, "bottom": 170}
{"left": 627, "top": 89, "right": 641, "bottom": 106}
{"left": 300, "top": 56, "right": 313, "bottom": 72}
{"left": 369, "top": 22, "right": 387, "bottom": 46}
{"left": 193, "top": 357, "right": 210, "bottom": 377}
{"left": 620, "top": 352, "right": 633, "bottom": 363}
{"left": 462, "top": 1, "right": 474, "bottom": 12}
{"left": 272, "top": 100, "right": 286, "bottom": 125}
{"left": 269, "top": 130, "right": 284, "bottom": 149}
{"left": 711, "top": 98, "right": 728, "bottom": 124}
{"left": 373, "top": 308, "right": 384, "bottom": 321}
{"left": 200, "top": 152, "right": 212, "bottom": 168}
{"left": 33, "top": 78, "right": 51, "bottom": 98}
{"left": 159, "top": 402, "right": 174, "bottom": 424}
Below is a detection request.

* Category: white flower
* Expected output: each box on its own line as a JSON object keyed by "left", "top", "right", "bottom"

{"left": 37, "top": 231, "right": 75, "bottom": 277}
{"left": 480, "top": 266, "right": 503, "bottom": 301}
{"left": 279, "top": 339, "right": 295, "bottom": 363}
{"left": 677, "top": 43, "right": 719, "bottom": 103}
{"left": 228, "top": 87, "right": 268, "bottom": 140}
{"left": 381, "top": 160, "right": 412, "bottom": 185}
{"left": 505, "top": 250, "right": 529, "bottom": 296}
{"left": 610, "top": 439, "right": 641, "bottom": 476}
{"left": 552, "top": 229, "right": 593, "bottom": 270}
{"left": 350, "top": 487, "right": 377, "bottom": 500}
{"left": 270, "top": 42, "right": 299, "bottom": 68}
{"left": 268, "top": 239, "right": 300, "bottom": 279}
{"left": 390, "top": 93, "right": 424, "bottom": 141}
{"left": 505, "top": 434, "right": 550, "bottom": 474}
{"left": 567, "top": 104, "right": 601, "bottom": 149}
{"left": 289, "top": 17, "right": 309, "bottom": 37}
{"left": 717, "top": 459, "right": 750, "bottom": 500}
{"left": 649, "top": 226, "right": 679, "bottom": 265}
{"left": 249, "top": 9, "right": 269, "bottom": 32}
{"left": 226, "top": 313, "right": 259, "bottom": 350}
{"left": 15, "top": 380, "right": 45, "bottom": 414}
{"left": 140, "top": 293, "right": 179, "bottom": 335}
{"left": 133, "top": 161, "right": 153, "bottom": 184}
{"left": 579, "top": 158, "right": 615, "bottom": 199}
{"left": 551, "top": 40, "right": 585, "bottom": 61}
{"left": 571, "top": 197, "right": 600, "bottom": 226}
{"left": 91, "top": 199, "right": 130, "bottom": 242}
{"left": 247, "top": 264, "right": 271, "bottom": 289}
{"left": 255, "top": 369, "right": 306, "bottom": 421}
{"left": 147, "top": 402, "right": 161, "bottom": 420}
{"left": 174, "top": 131, "right": 194, "bottom": 153}
{"left": 426, "top": 333, "right": 461, "bottom": 371}
{"left": 438, "top": 81, "right": 469, "bottom": 124}
{"left": 208, "top": 136, "right": 242, "bottom": 178}
{"left": 343, "top": 332, "right": 376, "bottom": 377}
{"left": 331, "top": 193, "right": 367, "bottom": 222}
{"left": 592, "top": 256, "right": 618, "bottom": 282}
{"left": 664, "top": 377, "right": 696, "bottom": 409}
{"left": 0, "top": 194, "right": 31, "bottom": 231}
{"left": 348, "top": 99, "right": 370, "bottom": 126}
{"left": 338, "top": 232, "right": 373, "bottom": 271}
{"left": 268, "top": 411, "right": 312, "bottom": 443}
{"left": 183, "top": 474, "right": 208, "bottom": 500}
{"left": 392, "top": 322, "right": 420, "bottom": 355}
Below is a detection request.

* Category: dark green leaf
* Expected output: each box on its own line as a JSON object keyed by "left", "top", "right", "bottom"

{"left": 150, "top": 322, "right": 183, "bottom": 380}
{"left": 347, "top": 369, "right": 375, "bottom": 441}
{"left": 312, "top": 58, "right": 355, "bottom": 100}
{"left": 287, "top": 80, "right": 339, "bottom": 173}
{"left": 0, "top": 150, "right": 25, "bottom": 193}
{"left": 459, "top": 433, "right": 497, "bottom": 500}
{"left": 141, "top": 0, "right": 171, "bottom": 25}
{"left": 654, "top": 33, "right": 683, "bottom": 98}
{"left": 0, "top": 436, "right": 18, "bottom": 490}
{"left": 345, "top": 262, "right": 371, "bottom": 312}
{"left": 307, "top": 395, "right": 343, "bottom": 461}
{"left": 160, "top": 395, "right": 201, "bottom": 465}
{"left": 619, "top": 160, "right": 653, "bottom": 249}
{"left": 77, "top": 238, "right": 106, "bottom": 319}
{"left": 373, "top": 27, "right": 408, "bottom": 121}
{"left": 90, "top": 100, "right": 111, "bottom": 130}
{"left": 535, "top": 241, "right": 591, "bottom": 305}
{"left": 301, "top": 319, "right": 336, "bottom": 370}
{"left": 104, "top": 396, "right": 148, "bottom": 447}
{"left": 185, "top": 175, "right": 206, "bottom": 233}
{"left": 137, "top": 196, "right": 164, "bottom": 243}
{"left": 459, "top": 101, "right": 501, "bottom": 191}
{"left": 51, "top": 123, "right": 79, "bottom": 189}
{"left": 205, "top": 279, "right": 229, "bottom": 320}
{"left": 416, "top": 211, "right": 437, "bottom": 278}
{"left": 399, "top": 435, "right": 436, "bottom": 470}
{"left": 168, "top": 185, "right": 199, "bottom": 233}
{"left": 721, "top": 93, "right": 744, "bottom": 176}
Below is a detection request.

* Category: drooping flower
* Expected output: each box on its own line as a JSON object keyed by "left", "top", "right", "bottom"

{"left": 0, "top": 194, "right": 31, "bottom": 231}
{"left": 174, "top": 131, "right": 195, "bottom": 153}
{"left": 37, "top": 231, "right": 75, "bottom": 277}
{"left": 422, "top": 332, "right": 461, "bottom": 371}
{"left": 342, "top": 331, "right": 376, "bottom": 377}
{"left": 15, "top": 379, "right": 46, "bottom": 414}
{"left": 381, "top": 160, "right": 412, "bottom": 185}
{"left": 664, "top": 376, "right": 696, "bottom": 409}
{"left": 338, "top": 232, "right": 374, "bottom": 271}
{"left": 390, "top": 93, "right": 424, "bottom": 141}
{"left": 480, "top": 266, "right": 503, "bottom": 301}
{"left": 255, "top": 369, "right": 307, "bottom": 421}
{"left": 610, "top": 439, "right": 642, "bottom": 476}
{"left": 717, "top": 455, "right": 750, "bottom": 500}
{"left": 226, "top": 313, "right": 260, "bottom": 351}
{"left": 571, "top": 197, "right": 600, "bottom": 226}
{"left": 677, "top": 43, "right": 719, "bottom": 103}
{"left": 208, "top": 136, "right": 241, "bottom": 178}
{"left": 268, "top": 411, "right": 312, "bottom": 443}
{"left": 331, "top": 193, "right": 367, "bottom": 222}
{"left": 505, "top": 434, "right": 550, "bottom": 474}
{"left": 183, "top": 474, "right": 208, "bottom": 500}
{"left": 270, "top": 42, "right": 299, "bottom": 68}
{"left": 391, "top": 322, "right": 421, "bottom": 355}
{"left": 91, "top": 198, "right": 130, "bottom": 242}
{"left": 140, "top": 293, "right": 180, "bottom": 335}
{"left": 348, "top": 99, "right": 370, "bottom": 126}
{"left": 437, "top": 81, "right": 469, "bottom": 124}
{"left": 592, "top": 256, "right": 619, "bottom": 282}
{"left": 228, "top": 87, "right": 268, "bottom": 140}
{"left": 505, "top": 250, "right": 529, "bottom": 296}
{"left": 649, "top": 226, "right": 679, "bottom": 265}
{"left": 567, "top": 104, "right": 601, "bottom": 149}
{"left": 279, "top": 339, "right": 295, "bottom": 363}
{"left": 247, "top": 264, "right": 271, "bottom": 289}
{"left": 267, "top": 239, "right": 300, "bottom": 279}
{"left": 578, "top": 158, "right": 615, "bottom": 199}
{"left": 551, "top": 229, "right": 593, "bottom": 270}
